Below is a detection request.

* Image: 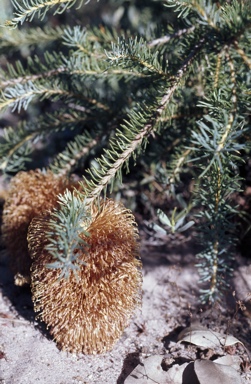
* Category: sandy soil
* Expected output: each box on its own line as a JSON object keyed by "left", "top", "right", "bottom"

{"left": 0, "top": 234, "right": 251, "bottom": 384}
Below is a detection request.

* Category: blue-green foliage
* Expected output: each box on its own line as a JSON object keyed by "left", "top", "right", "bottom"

{"left": 0, "top": 0, "right": 250, "bottom": 302}
{"left": 45, "top": 190, "right": 91, "bottom": 280}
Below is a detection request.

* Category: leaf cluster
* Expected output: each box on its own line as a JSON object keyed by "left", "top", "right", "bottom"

{"left": 45, "top": 190, "right": 91, "bottom": 280}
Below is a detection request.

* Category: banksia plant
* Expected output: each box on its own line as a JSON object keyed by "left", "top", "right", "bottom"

{"left": 28, "top": 197, "right": 142, "bottom": 354}
{"left": 2, "top": 170, "right": 76, "bottom": 285}
{"left": 0, "top": 0, "right": 251, "bottom": 308}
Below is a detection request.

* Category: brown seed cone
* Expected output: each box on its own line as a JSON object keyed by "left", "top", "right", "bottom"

{"left": 1, "top": 170, "right": 76, "bottom": 285}
{"left": 28, "top": 199, "right": 142, "bottom": 354}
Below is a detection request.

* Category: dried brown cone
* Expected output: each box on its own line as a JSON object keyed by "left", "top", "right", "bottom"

{"left": 2, "top": 170, "right": 76, "bottom": 285}
{"left": 28, "top": 199, "right": 142, "bottom": 354}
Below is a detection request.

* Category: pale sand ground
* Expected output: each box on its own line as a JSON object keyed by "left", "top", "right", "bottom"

{"left": 1, "top": 241, "right": 251, "bottom": 384}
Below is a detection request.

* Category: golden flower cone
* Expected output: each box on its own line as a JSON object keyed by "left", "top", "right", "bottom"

{"left": 28, "top": 199, "right": 142, "bottom": 354}
{"left": 2, "top": 170, "right": 76, "bottom": 285}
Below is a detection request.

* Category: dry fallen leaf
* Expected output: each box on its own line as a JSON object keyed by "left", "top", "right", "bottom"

{"left": 166, "top": 362, "right": 191, "bottom": 383}
{"left": 165, "top": 358, "right": 243, "bottom": 384}
{"left": 178, "top": 324, "right": 243, "bottom": 349}
{"left": 194, "top": 359, "right": 242, "bottom": 384}
{"left": 124, "top": 355, "right": 170, "bottom": 384}
{"left": 213, "top": 354, "right": 242, "bottom": 371}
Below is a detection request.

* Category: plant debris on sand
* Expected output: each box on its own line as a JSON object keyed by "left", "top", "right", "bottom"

{"left": 0, "top": 227, "right": 250, "bottom": 383}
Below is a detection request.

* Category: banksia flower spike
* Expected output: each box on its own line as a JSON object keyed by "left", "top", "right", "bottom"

{"left": 28, "top": 199, "right": 142, "bottom": 354}
{"left": 2, "top": 170, "right": 76, "bottom": 285}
